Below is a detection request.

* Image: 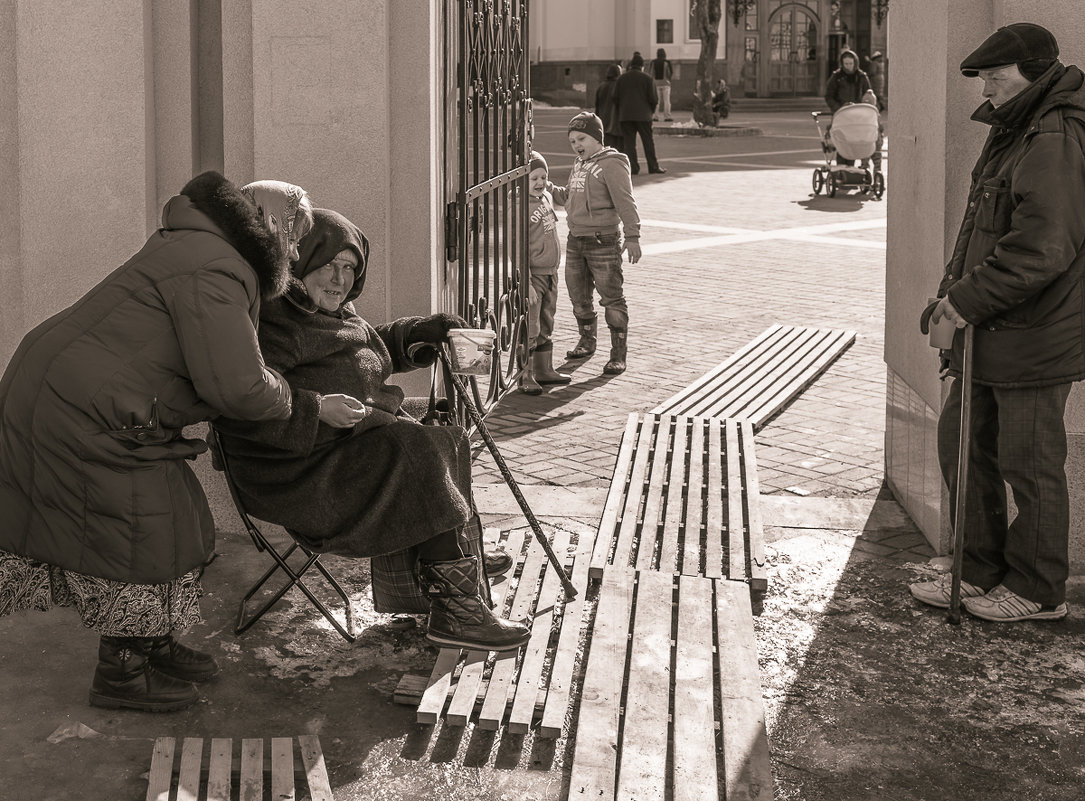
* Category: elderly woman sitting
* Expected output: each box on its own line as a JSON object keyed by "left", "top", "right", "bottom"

{"left": 216, "top": 209, "right": 530, "bottom": 653}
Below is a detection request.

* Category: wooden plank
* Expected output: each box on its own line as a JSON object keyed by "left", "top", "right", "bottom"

{"left": 271, "top": 737, "right": 296, "bottom": 801}
{"left": 416, "top": 645, "right": 462, "bottom": 724}
{"left": 177, "top": 737, "right": 203, "bottom": 801}
{"left": 591, "top": 413, "right": 642, "bottom": 579}
{"left": 539, "top": 529, "right": 596, "bottom": 738}
{"left": 657, "top": 414, "right": 686, "bottom": 574}
{"left": 704, "top": 417, "right": 724, "bottom": 580}
{"left": 145, "top": 737, "right": 175, "bottom": 801}
{"left": 239, "top": 739, "right": 263, "bottom": 801}
{"left": 716, "top": 580, "right": 774, "bottom": 801}
{"left": 741, "top": 420, "right": 769, "bottom": 592}
{"left": 682, "top": 416, "right": 706, "bottom": 576}
{"left": 477, "top": 532, "right": 549, "bottom": 730}
{"left": 651, "top": 326, "right": 788, "bottom": 415}
{"left": 568, "top": 567, "right": 636, "bottom": 800}
{"left": 609, "top": 419, "right": 656, "bottom": 573}
{"left": 635, "top": 416, "right": 670, "bottom": 572}
{"left": 673, "top": 575, "right": 719, "bottom": 801}
{"left": 616, "top": 570, "right": 673, "bottom": 801}
{"left": 726, "top": 419, "right": 748, "bottom": 582}
{"left": 297, "top": 735, "right": 334, "bottom": 801}
{"left": 508, "top": 528, "right": 571, "bottom": 733}
{"left": 206, "top": 738, "right": 233, "bottom": 801}
{"left": 445, "top": 527, "right": 527, "bottom": 726}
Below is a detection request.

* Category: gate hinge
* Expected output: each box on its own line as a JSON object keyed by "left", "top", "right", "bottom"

{"left": 445, "top": 201, "right": 459, "bottom": 262}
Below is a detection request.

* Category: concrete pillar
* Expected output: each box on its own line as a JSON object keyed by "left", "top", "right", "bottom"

{"left": 884, "top": 0, "right": 1085, "bottom": 572}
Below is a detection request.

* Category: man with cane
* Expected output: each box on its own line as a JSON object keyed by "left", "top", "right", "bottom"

{"left": 912, "top": 22, "right": 1085, "bottom": 622}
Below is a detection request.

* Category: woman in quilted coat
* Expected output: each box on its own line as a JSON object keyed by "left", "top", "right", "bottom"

{"left": 0, "top": 171, "right": 311, "bottom": 712}
{"left": 215, "top": 208, "right": 531, "bottom": 654}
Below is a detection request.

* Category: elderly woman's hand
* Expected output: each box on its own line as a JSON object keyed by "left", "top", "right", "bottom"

{"left": 318, "top": 394, "right": 369, "bottom": 428}
{"left": 407, "top": 313, "right": 469, "bottom": 346}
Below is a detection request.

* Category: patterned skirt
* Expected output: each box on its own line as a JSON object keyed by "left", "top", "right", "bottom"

{"left": 0, "top": 550, "right": 203, "bottom": 637}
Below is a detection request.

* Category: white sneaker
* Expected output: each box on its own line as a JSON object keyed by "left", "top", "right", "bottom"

{"left": 962, "top": 584, "right": 1068, "bottom": 622}
{"left": 909, "top": 573, "right": 984, "bottom": 608}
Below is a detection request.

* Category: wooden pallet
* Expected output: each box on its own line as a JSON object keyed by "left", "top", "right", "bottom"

{"left": 651, "top": 325, "right": 856, "bottom": 427}
{"left": 394, "top": 525, "right": 593, "bottom": 736}
{"left": 146, "top": 735, "right": 332, "bottom": 801}
{"left": 590, "top": 413, "right": 767, "bottom": 592}
{"left": 569, "top": 568, "right": 772, "bottom": 801}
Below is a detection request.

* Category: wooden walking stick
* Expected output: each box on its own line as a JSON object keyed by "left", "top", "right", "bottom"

{"left": 437, "top": 346, "right": 578, "bottom": 600}
{"left": 947, "top": 324, "right": 974, "bottom": 625}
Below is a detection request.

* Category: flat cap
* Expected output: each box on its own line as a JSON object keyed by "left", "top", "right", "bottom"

{"left": 961, "top": 22, "right": 1058, "bottom": 76}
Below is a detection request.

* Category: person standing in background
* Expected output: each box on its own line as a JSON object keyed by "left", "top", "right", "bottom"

{"left": 615, "top": 53, "right": 665, "bottom": 175}
{"left": 595, "top": 63, "right": 625, "bottom": 155}
{"left": 650, "top": 48, "right": 674, "bottom": 121}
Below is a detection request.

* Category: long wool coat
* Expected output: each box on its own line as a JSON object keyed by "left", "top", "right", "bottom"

{"left": 0, "top": 171, "right": 293, "bottom": 584}
{"left": 216, "top": 281, "right": 475, "bottom": 557}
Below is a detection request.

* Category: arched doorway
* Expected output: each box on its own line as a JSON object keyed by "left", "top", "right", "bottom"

{"left": 766, "top": 2, "right": 820, "bottom": 96}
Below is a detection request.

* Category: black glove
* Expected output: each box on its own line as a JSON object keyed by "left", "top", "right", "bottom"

{"left": 919, "top": 298, "right": 940, "bottom": 335}
{"left": 407, "top": 313, "right": 468, "bottom": 345}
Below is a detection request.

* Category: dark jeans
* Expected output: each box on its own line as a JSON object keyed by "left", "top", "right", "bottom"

{"left": 564, "top": 232, "right": 628, "bottom": 331}
{"left": 938, "top": 380, "right": 1071, "bottom": 605}
{"left": 620, "top": 120, "right": 660, "bottom": 173}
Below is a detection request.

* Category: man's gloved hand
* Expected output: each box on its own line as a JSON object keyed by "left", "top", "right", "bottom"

{"left": 407, "top": 312, "right": 468, "bottom": 346}
{"left": 919, "top": 298, "right": 940, "bottom": 335}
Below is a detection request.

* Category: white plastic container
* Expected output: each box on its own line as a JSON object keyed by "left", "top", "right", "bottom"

{"left": 447, "top": 328, "right": 496, "bottom": 375}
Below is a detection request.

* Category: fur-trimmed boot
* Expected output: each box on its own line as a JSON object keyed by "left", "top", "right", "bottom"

{"left": 148, "top": 634, "right": 219, "bottom": 682}
{"left": 532, "top": 344, "right": 571, "bottom": 385}
{"left": 603, "top": 328, "right": 627, "bottom": 374}
{"left": 419, "top": 556, "right": 531, "bottom": 651}
{"left": 89, "top": 636, "right": 198, "bottom": 712}
{"left": 519, "top": 348, "right": 542, "bottom": 395}
{"left": 566, "top": 317, "right": 597, "bottom": 359}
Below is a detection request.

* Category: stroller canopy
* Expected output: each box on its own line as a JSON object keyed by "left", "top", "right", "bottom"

{"left": 830, "top": 103, "right": 880, "bottom": 161}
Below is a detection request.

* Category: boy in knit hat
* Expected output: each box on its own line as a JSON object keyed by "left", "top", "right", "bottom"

{"left": 548, "top": 111, "right": 642, "bottom": 375}
{"left": 520, "top": 150, "right": 572, "bottom": 394}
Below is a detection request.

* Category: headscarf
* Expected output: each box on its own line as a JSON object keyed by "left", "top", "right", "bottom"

{"left": 241, "top": 180, "right": 313, "bottom": 249}
{"left": 293, "top": 208, "right": 371, "bottom": 306}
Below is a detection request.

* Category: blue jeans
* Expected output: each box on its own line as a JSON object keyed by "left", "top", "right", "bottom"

{"left": 564, "top": 233, "right": 628, "bottom": 331}
{"left": 938, "top": 380, "right": 1071, "bottom": 605}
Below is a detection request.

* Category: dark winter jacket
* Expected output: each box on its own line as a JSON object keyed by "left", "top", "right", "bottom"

{"left": 825, "top": 50, "right": 872, "bottom": 113}
{"left": 937, "top": 63, "right": 1085, "bottom": 387}
{"left": 0, "top": 171, "right": 293, "bottom": 583}
{"left": 595, "top": 68, "right": 623, "bottom": 138}
{"left": 215, "top": 211, "right": 475, "bottom": 557}
{"left": 614, "top": 66, "right": 658, "bottom": 122}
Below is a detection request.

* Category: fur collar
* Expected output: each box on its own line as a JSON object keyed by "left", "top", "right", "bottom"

{"left": 180, "top": 171, "right": 290, "bottom": 300}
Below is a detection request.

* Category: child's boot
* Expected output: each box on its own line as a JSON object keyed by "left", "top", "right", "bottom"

{"left": 603, "top": 328, "right": 627, "bottom": 374}
{"left": 532, "top": 344, "right": 571, "bottom": 385}
{"left": 566, "top": 317, "right": 597, "bottom": 359}
{"left": 519, "top": 348, "right": 542, "bottom": 395}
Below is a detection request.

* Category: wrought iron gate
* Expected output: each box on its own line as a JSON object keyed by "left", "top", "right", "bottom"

{"left": 443, "top": 0, "right": 531, "bottom": 421}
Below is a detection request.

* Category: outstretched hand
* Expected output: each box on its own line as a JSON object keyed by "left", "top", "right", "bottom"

{"left": 408, "top": 312, "right": 469, "bottom": 345}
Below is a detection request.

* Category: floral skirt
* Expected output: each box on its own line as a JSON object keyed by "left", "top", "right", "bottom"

{"left": 0, "top": 550, "right": 203, "bottom": 637}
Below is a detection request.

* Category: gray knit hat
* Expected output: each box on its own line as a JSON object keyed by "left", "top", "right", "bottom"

{"left": 567, "top": 111, "right": 605, "bottom": 144}
{"left": 529, "top": 150, "right": 548, "bottom": 174}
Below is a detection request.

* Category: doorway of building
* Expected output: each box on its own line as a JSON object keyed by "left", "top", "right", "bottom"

{"left": 766, "top": 4, "right": 819, "bottom": 96}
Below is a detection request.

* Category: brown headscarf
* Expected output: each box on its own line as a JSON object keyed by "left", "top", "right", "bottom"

{"left": 241, "top": 180, "right": 314, "bottom": 249}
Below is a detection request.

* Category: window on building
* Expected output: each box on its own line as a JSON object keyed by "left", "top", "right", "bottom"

{"left": 657, "top": 19, "right": 674, "bottom": 44}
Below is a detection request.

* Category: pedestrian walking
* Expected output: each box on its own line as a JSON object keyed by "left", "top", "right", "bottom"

{"left": 911, "top": 22, "right": 1085, "bottom": 622}
{"left": 549, "top": 111, "right": 642, "bottom": 375}
{"left": 650, "top": 48, "right": 674, "bottom": 121}
{"left": 615, "top": 52, "right": 665, "bottom": 175}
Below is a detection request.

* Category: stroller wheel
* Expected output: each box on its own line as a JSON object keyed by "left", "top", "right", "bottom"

{"left": 812, "top": 169, "right": 825, "bottom": 195}
{"left": 873, "top": 171, "right": 886, "bottom": 199}
{"left": 827, "top": 172, "right": 838, "bottom": 198}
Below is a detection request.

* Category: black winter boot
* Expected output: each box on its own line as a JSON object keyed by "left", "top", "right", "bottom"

{"left": 419, "top": 556, "right": 531, "bottom": 651}
{"left": 532, "top": 345, "right": 571, "bottom": 385}
{"left": 603, "top": 328, "right": 627, "bottom": 374}
{"left": 148, "top": 634, "right": 219, "bottom": 682}
{"left": 566, "top": 317, "right": 598, "bottom": 359}
{"left": 89, "top": 637, "right": 198, "bottom": 712}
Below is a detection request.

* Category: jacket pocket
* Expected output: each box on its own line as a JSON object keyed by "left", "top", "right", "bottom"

{"left": 106, "top": 399, "right": 173, "bottom": 446}
{"left": 974, "top": 178, "right": 1012, "bottom": 234}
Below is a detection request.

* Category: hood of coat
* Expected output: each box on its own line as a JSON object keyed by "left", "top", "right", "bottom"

{"left": 284, "top": 208, "right": 371, "bottom": 316}
{"left": 168, "top": 171, "right": 290, "bottom": 301}
{"left": 838, "top": 49, "right": 860, "bottom": 70}
{"left": 583, "top": 146, "right": 627, "bottom": 166}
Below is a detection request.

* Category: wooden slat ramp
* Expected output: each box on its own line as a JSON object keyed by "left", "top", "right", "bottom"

{"left": 650, "top": 325, "right": 856, "bottom": 426}
{"left": 590, "top": 412, "right": 767, "bottom": 593}
{"left": 394, "top": 526, "right": 593, "bottom": 736}
{"left": 569, "top": 568, "right": 772, "bottom": 800}
{"left": 146, "top": 735, "right": 333, "bottom": 801}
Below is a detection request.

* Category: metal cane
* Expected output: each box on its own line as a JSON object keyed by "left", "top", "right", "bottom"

{"left": 437, "top": 346, "right": 578, "bottom": 600}
{"left": 947, "top": 324, "right": 974, "bottom": 625}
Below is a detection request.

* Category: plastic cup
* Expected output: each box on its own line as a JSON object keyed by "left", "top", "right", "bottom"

{"left": 927, "top": 297, "right": 957, "bottom": 349}
{"left": 447, "top": 328, "right": 496, "bottom": 375}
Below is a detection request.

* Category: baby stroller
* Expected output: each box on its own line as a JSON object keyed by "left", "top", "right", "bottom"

{"left": 812, "top": 102, "right": 885, "bottom": 199}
